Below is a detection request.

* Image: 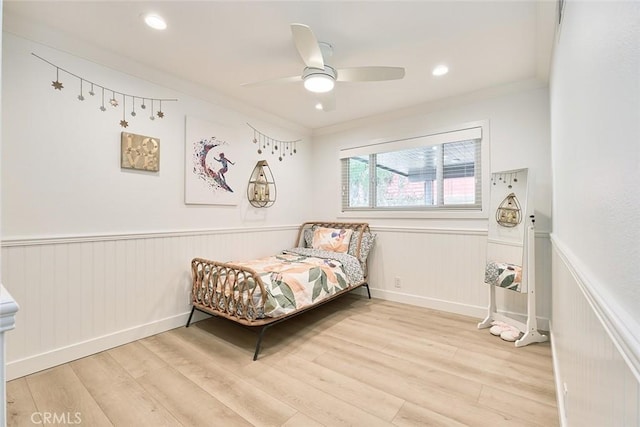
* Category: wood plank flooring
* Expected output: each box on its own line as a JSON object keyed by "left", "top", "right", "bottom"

{"left": 7, "top": 295, "right": 559, "bottom": 426}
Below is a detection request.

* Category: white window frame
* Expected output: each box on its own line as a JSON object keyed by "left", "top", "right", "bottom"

{"left": 338, "top": 120, "right": 490, "bottom": 219}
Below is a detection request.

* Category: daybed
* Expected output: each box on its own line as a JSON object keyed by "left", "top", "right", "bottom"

{"left": 186, "top": 221, "right": 374, "bottom": 360}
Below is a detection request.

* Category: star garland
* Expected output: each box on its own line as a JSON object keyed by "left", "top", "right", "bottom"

{"left": 247, "top": 123, "right": 300, "bottom": 161}
{"left": 33, "top": 53, "right": 178, "bottom": 128}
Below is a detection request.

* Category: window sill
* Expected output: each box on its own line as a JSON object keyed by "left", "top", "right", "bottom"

{"left": 338, "top": 208, "right": 488, "bottom": 220}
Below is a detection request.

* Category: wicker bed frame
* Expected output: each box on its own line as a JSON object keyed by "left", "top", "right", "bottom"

{"left": 186, "top": 221, "right": 372, "bottom": 360}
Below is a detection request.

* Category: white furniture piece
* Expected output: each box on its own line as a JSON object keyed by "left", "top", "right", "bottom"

{"left": 478, "top": 219, "right": 548, "bottom": 346}
{"left": 0, "top": 285, "right": 19, "bottom": 426}
{"left": 478, "top": 168, "right": 548, "bottom": 347}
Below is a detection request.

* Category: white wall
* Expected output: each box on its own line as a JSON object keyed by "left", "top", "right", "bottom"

{"left": 2, "top": 33, "right": 313, "bottom": 238}
{"left": 312, "top": 81, "right": 552, "bottom": 230}
{"left": 310, "top": 81, "right": 553, "bottom": 323}
{"left": 549, "top": 1, "right": 640, "bottom": 425}
{"left": 1, "top": 226, "right": 298, "bottom": 380}
{"left": 0, "top": 32, "right": 314, "bottom": 378}
{"left": 551, "top": 0, "right": 640, "bottom": 332}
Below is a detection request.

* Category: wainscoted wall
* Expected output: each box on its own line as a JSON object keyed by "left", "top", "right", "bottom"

{"left": 550, "top": 236, "right": 639, "bottom": 427}
{"left": 1, "top": 226, "right": 297, "bottom": 380}
{"left": 2, "top": 224, "right": 552, "bottom": 380}
{"left": 366, "top": 227, "right": 552, "bottom": 326}
{"left": 548, "top": 2, "right": 640, "bottom": 425}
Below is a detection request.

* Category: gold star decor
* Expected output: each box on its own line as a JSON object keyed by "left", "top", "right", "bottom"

{"left": 156, "top": 101, "right": 164, "bottom": 118}
{"left": 120, "top": 95, "right": 128, "bottom": 128}
{"left": 51, "top": 66, "right": 64, "bottom": 90}
{"left": 32, "top": 53, "right": 178, "bottom": 128}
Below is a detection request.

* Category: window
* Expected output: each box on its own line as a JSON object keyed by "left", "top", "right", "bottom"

{"left": 341, "top": 126, "right": 483, "bottom": 212}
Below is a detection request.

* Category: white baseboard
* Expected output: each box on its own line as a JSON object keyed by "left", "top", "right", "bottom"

{"left": 369, "top": 288, "right": 487, "bottom": 318}
{"left": 367, "top": 287, "right": 550, "bottom": 330}
{"left": 6, "top": 310, "right": 206, "bottom": 380}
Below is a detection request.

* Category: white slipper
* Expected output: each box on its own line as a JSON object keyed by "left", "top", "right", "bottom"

{"left": 500, "top": 326, "right": 522, "bottom": 342}
{"left": 489, "top": 321, "right": 511, "bottom": 336}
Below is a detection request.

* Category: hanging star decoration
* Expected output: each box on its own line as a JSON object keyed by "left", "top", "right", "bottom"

{"left": 119, "top": 95, "right": 129, "bottom": 128}
{"left": 156, "top": 100, "right": 164, "bottom": 118}
{"left": 51, "top": 66, "right": 64, "bottom": 90}
{"left": 247, "top": 123, "right": 300, "bottom": 161}
{"left": 33, "top": 53, "right": 177, "bottom": 128}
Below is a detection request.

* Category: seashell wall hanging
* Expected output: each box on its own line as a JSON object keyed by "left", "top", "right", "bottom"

{"left": 496, "top": 192, "right": 522, "bottom": 227}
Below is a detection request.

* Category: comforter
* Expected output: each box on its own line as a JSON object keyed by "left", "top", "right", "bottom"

{"left": 231, "top": 249, "right": 363, "bottom": 318}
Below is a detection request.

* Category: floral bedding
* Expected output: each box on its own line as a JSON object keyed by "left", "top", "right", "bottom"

{"left": 232, "top": 250, "right": 363, "bottom": 318}
{"left": 284, "top": 247, "right": 364, "bottom": 284}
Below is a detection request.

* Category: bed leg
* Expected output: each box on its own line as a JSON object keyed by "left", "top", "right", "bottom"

{"left": 186, "top": 306, "right": 196, "bottom": 327}
{"left": 364, "top": 283, "right": 371, "bottom": 299}
{"left": 253, "top": 325, "right": 270, "bottom": 361}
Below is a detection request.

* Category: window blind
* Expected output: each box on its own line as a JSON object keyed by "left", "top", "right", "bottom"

{"left": 339, "top": 127, "right": 482, "bottom": 159}
{"left": 340, "top": 126, "right": 483, "bottom": 211}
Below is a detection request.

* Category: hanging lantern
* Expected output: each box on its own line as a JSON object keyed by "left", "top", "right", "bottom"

{"left": 247, "top": 160, "right": 276, "bottom": 208}
{"left": 496, "top": 192, "right": 522, "bottom": 227}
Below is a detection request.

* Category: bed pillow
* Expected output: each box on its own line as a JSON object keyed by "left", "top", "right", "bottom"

{"left": 303, "top": 228, "right": 315, "bottom": 248}
{"left": 311, "top": 227, "right": 353, "bottom": 253}
{"left": 348, "top": 231, "right": 377, "bottom": 262}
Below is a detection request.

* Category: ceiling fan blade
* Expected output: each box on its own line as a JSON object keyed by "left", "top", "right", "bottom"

{"left": 290, "top": 23, "right": 324, "bottom": 69}
{"left": 336, "top": 66, "right": 405, "bottom": 82}
{"left": 315, "top": 91, "right": 336, "bottom": 112}
{"left": 241, "top": 75, "right": 301, "bottom": 87}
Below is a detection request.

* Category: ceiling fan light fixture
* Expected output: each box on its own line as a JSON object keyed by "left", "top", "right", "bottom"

{"left": 304, "top": 73, "right": 335, "bottom": 93}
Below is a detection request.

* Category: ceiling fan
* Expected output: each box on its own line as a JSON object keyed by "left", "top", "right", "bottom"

{"left": 242, "top": 23, "right": 405, "bottom": 111}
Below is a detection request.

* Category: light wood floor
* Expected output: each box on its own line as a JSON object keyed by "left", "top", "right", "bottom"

{"left": 7, "top": 295, "right": 559, "bottom": 426}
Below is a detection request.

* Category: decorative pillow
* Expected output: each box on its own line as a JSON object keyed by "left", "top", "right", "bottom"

{"left": 485, "top": 260, "right": 523, "bottom": 292}
{"left": 348, "top": 231, "right": 376, "bottom": 262}
{"left": 303, "top": 228, "right": 314, "bottom": 248}
{"left": 311, "top": 227, "right": 353, "bottom": 253}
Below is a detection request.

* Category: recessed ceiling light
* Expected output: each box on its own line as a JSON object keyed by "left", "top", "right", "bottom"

{"left": 432, "top": 65, "right": 449, "bottom": 76}
{"left": 144, "top": 14, "right": 167, "bottom": 30}
{"left": 315, "top": 102, "right": 323, "bottom": 110}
